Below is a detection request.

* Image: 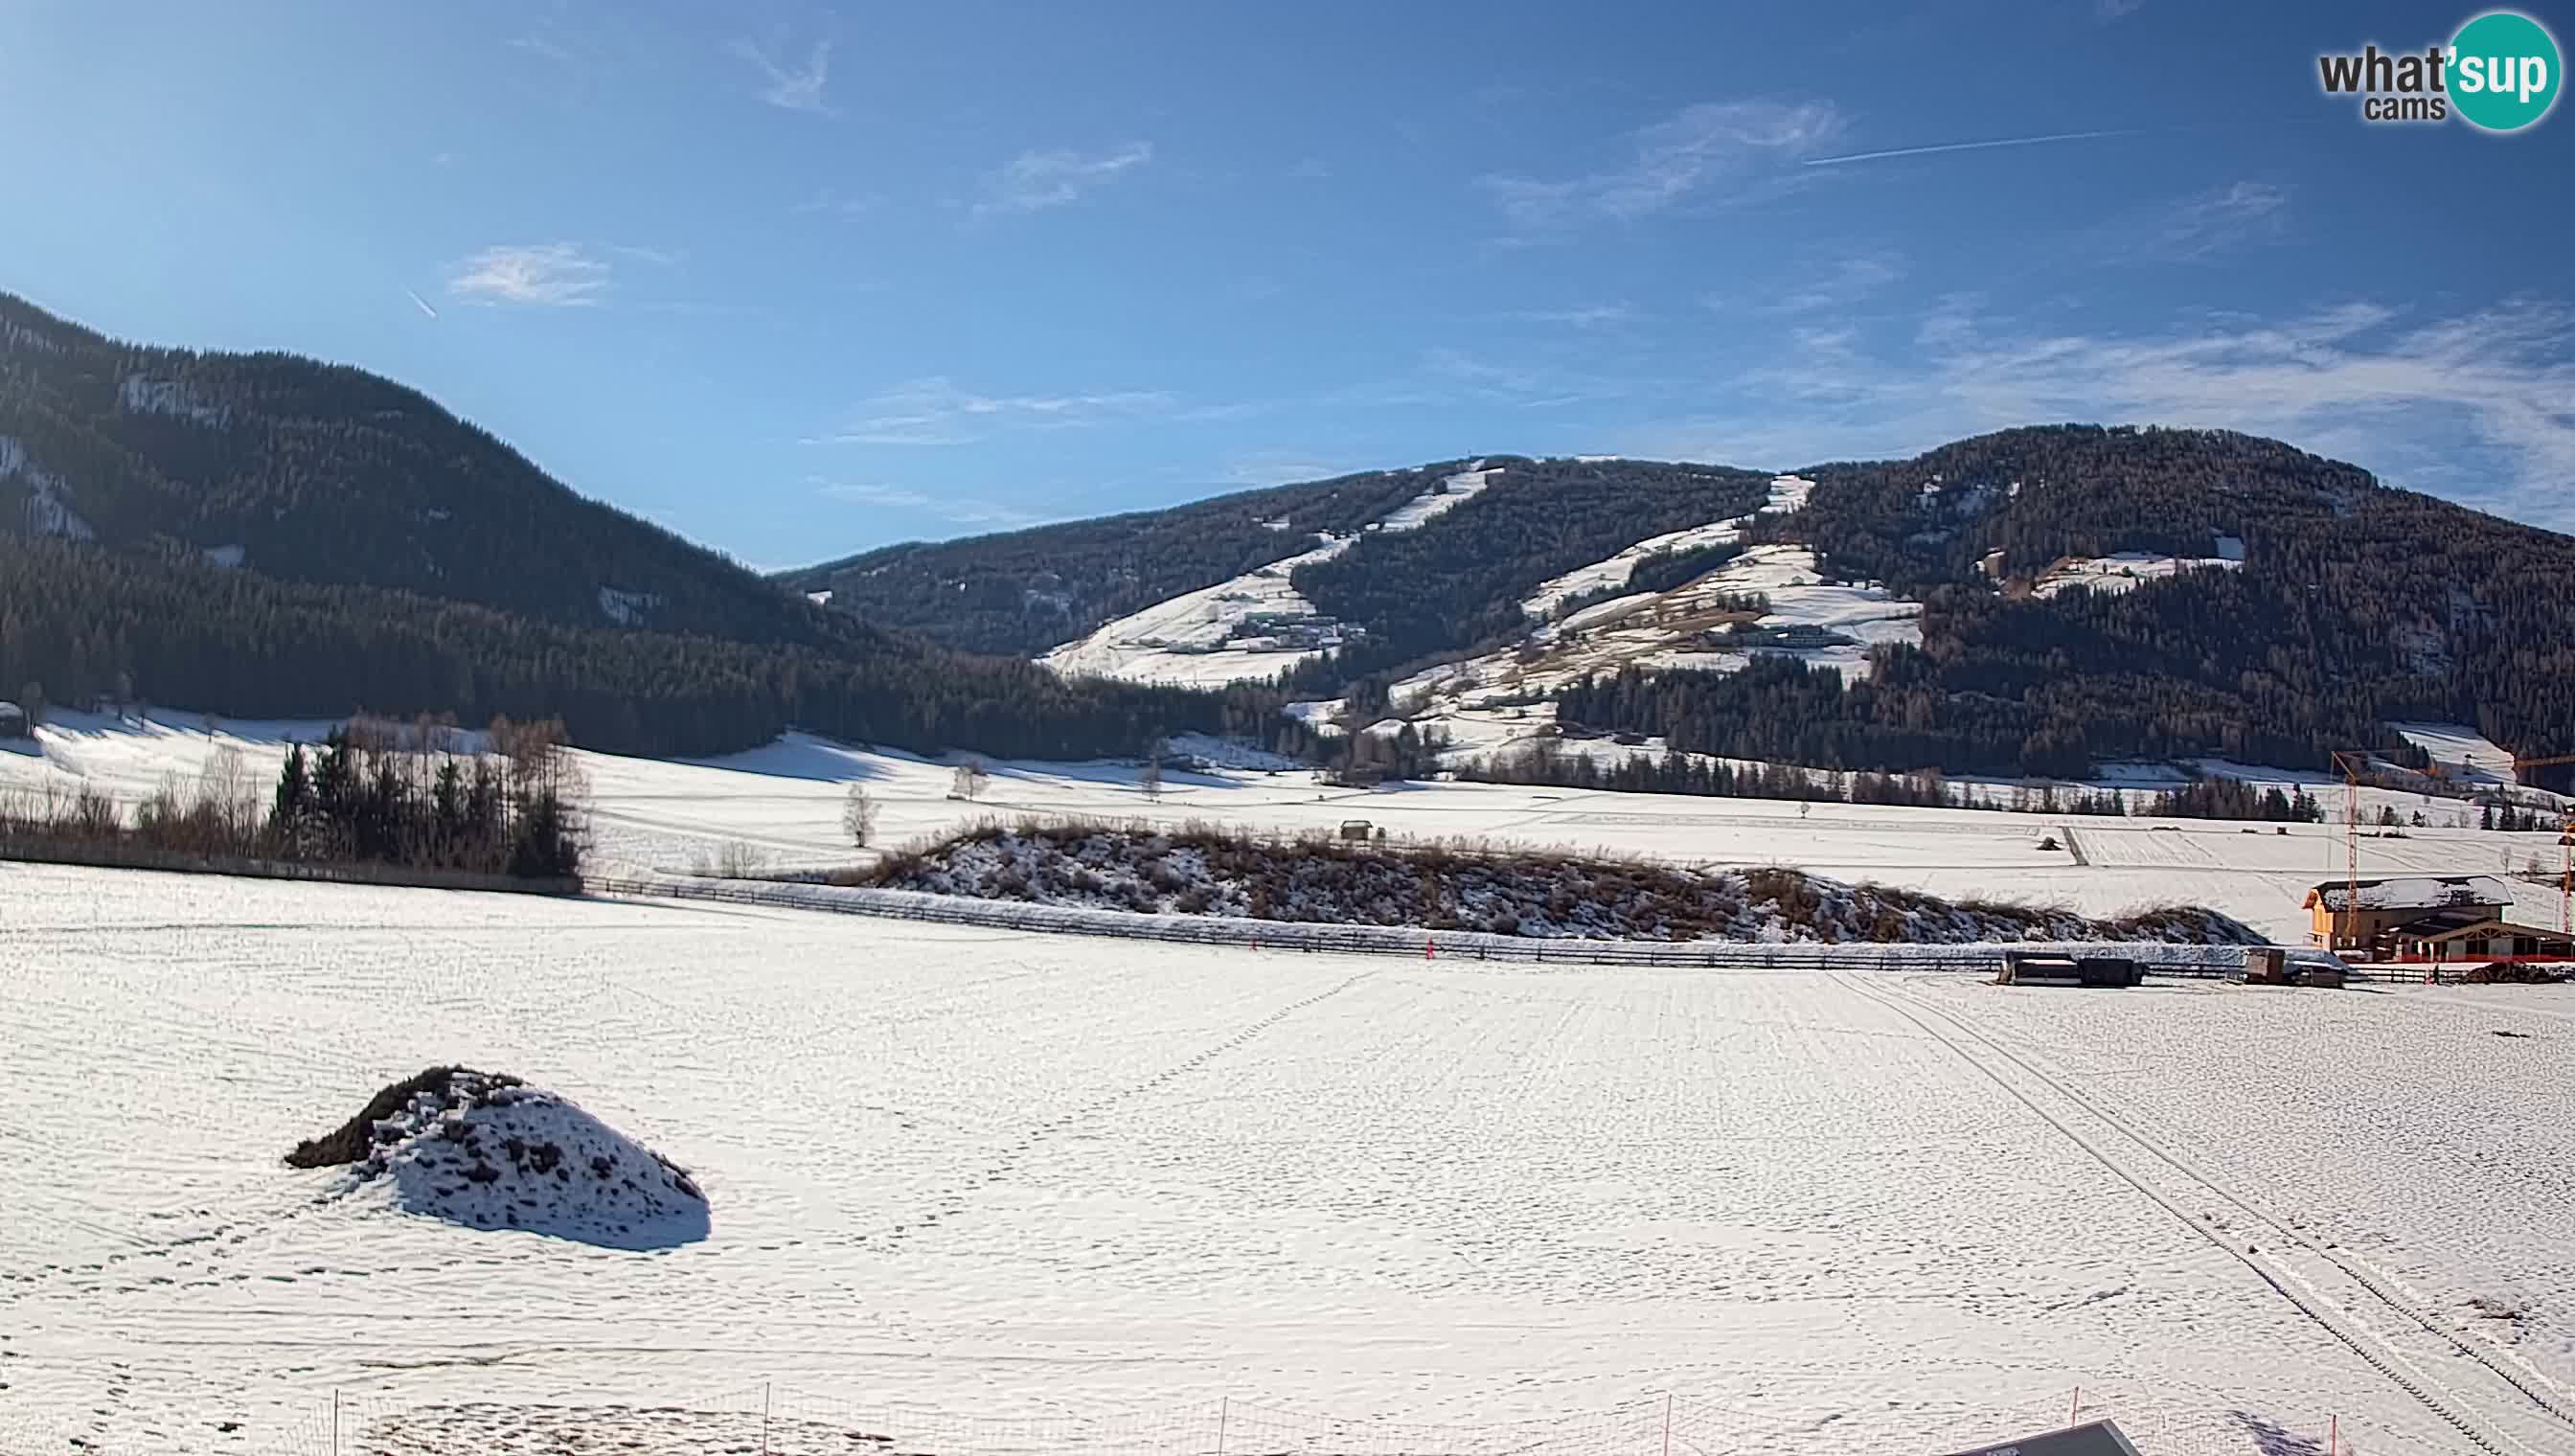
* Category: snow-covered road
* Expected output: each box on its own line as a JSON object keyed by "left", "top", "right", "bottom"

{"left": 7, "top": 864, "right": 2572, "bottom": 1454}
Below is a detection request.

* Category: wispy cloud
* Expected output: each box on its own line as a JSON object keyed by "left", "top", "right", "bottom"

{"left": 446, "top": 243, "right": 616, "bottom": 307}
{"left": 813, "top": 478, "right": 1045, "bottom": 528}
{"left": 813, "top": 376, "right": 1176, "bottom": 446}
{"left": 1216, "top": 454, "right": 1349, "bottom": 488}
{"left": 606, "top": 242, "right": 686, "bottom": 267}
{"left": 1631, "top": 297, "right": 2575, "bottom": 531}
{"left": 2097, "top": 0, "right": 2147, "bottom": 19}
{"left": 1496, "top": 303, "right": 1642, "bottom": 329}
{"left": 1747, "top": 251, "right": 1906, "bottom": 315}
{"left": 2129, "top": 181, "right": 2291, "bottom": 262}
{"left": 791, "top": 186, "right": 882, "bottom": 218}
{"left": 974, "top": 142, "right": 1154, "bottom": 216}
{"left": 1477, "top": 101, "right": 1843, "bottom": 233}
{"left": 731, "top": 34, "right": 833, "bottom": 115}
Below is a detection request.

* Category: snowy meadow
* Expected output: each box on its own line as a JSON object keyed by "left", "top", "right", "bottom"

{"left": 6, "top": 861, "right": 2575, "bottom": 1456}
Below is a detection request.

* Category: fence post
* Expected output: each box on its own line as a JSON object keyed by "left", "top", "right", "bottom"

{"left": 2069, "top": 1385, "right": 2080, "bottom": 1427}
{"left": 762, "top": 1381, "right": 771, "bottom": 1456}
{"left": 1661, "top": 1392, "right": 1673, "bottom": 1456}
{"left": 1217, "top": 1396, "right": 1229, "bottom": 1456}
{"left": 331, "top": 1390, "right": 341, "bottom": 1456}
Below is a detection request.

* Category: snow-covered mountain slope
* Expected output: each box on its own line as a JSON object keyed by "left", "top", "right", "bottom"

{"left": 1, "top": 433, "right": 95, "bottom": 540}
{"left": 1370, "top": 477, "right": 1924, "bottom": 751}
{"left": 1519, "top": 514, "right": 1756, "bottom": 619}
{"left": 1041, "top": 465, "right": 1503, "bottom": 687}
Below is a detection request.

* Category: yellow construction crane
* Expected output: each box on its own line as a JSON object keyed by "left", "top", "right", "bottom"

{"left": 2510, "top": 753, "right": 2575, "bottom": 936}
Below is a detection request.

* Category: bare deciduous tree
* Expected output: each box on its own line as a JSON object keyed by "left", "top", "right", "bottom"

{"left": 949, "top": 759, "right": 990, "bottom": 802}
{"left": 841, "top": 784, "right": 880, "bottom": 848}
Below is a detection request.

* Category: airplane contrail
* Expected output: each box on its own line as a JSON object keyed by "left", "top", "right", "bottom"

{"left": 1803, "top": 126, "right": 2154, "bottom": 167}
{"left": 404, "top": 286, "right": 440, "bottom": 320}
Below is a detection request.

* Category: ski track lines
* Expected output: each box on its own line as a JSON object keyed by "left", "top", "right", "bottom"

{"left": 13, "top": 863, "right": 2575, "bottom": 1455}
{"left": 1841, "top": 973, "right": 2574, "bottom": 1456}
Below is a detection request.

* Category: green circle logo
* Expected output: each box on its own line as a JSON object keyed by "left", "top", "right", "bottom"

{"left": 2450, "top": 11, "right": 2562, "bottom": 131}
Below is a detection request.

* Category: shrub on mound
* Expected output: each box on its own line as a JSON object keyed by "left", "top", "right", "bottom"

{"left": 285, "top": 1066, "right": 523, "bottom": 1168}
{"left": 865, "top": 817, "right": 2263, "bottom": 944}
{"left": 289, "top": 1068, "right": 707, "bottom": 1249}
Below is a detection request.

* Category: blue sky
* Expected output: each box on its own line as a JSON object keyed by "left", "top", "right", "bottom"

{"left": 3, "top": 1, "right": 2570, "bottom": 564}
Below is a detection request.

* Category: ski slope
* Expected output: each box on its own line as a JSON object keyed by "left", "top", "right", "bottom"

{"left": 4, "top": 709, "right": 2565, "bottom": 944}
{"left": 5, "top": 863, "right": 2573, "bottom": 1456}
{"left": 1039, "top": 465, "right": 1502, "bottom": 688}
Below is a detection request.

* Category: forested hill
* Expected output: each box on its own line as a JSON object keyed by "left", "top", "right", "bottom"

{"left": 0, "top": 534, "right": 1267, "bottom": 759}
{"left": 1569, "top": 425, "right": 2575, "bottom": 781}
{"left": 776, "top": 468, "right": 1438, "bottom": 657}
{"left": 0, "top": 291, "right": 819, "bottom": 646}
{"left": 0, "top": 292, "right": 1265, "bottom": 760}
{"left": 782, "top": 457, "right": 1777, "bottom": 667}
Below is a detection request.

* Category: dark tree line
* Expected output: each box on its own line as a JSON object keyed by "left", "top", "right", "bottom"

{"left": 0, "top": 535, "right": 1287, "bottom": 760}
{"left": 2140, "top": 780, "right": 2326, "bottom": 822}
{"left": 267, "top": 720, "right": 581, "bottom": 876}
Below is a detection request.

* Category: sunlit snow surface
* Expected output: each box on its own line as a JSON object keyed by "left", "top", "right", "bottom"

{"left": 6, "top": 863, "right": 2575, "bottom": 1456}
{"left": 3, "top": 709, "right": 2566, "bottom": 946}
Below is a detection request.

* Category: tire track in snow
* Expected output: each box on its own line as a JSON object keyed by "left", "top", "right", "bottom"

{"left": 1835, "top": 973, "right": 2549, "bottom": 1456}
{"left": 1871, "top": 975, "right": 2575, "bottom": 1430}
{"left": 873, "top": 967, "right": 1379, "bottom": 1247}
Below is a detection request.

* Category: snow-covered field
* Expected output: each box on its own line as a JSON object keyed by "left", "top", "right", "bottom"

{"left": 6, "top": 862, "right": 2574, "bottom": 1456}
{"left": 5, "top": 710, "right": 2566, "bottom": 945}
{"left": 2030, "top": 539, "right": 2245, "bottom": 600}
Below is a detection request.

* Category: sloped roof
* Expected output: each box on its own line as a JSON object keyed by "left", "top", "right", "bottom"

{"left": 2304, "top": 875, "right": 2513, "bottom": 912}
{"left": 2385, "top": 911, "right": 2567, "bottom": 943}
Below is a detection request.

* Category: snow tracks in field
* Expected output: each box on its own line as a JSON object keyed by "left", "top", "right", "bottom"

{"left": 1840, "top": 974, "right": 2575, "bottom": 1456}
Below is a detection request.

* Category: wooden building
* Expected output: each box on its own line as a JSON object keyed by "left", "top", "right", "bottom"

{"left": 2302, "top": 875, "right": 2512, "bottom": 954}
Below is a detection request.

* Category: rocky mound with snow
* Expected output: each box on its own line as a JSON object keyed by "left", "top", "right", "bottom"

{"left": 871, "top": 823, "right": 2260, "bottom": 944}
{"left": 290, "top": 1068, "right": 708, "bottom": 1248}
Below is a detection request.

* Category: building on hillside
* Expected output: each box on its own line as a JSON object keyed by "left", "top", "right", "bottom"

{"left": 2302, "top": 875, "right": 2512, "bottom": 953}
{"left": 0, "top": 701, "right": 28, "bottom": 739}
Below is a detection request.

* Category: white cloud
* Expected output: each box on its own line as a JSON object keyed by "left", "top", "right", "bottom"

{"left": 814, "top": 376, "right": 1176, "bottom": 446}
{"left": 814, "top": 479, "right": 1043, "bottom": 528}
{"left": 2098, "top": 0, "right": 2147, "bottom": 19}
{"left": 1476, "top": 100, "right": 1843, "bottom": 232}
{"left": 974, "top": 143, "right": 1154, "bottom": 216}
{"left": 731, "top": 35, "right": 832, "bottom": 115}
{"left": 445, "top": 243, "right": 614, "bottom": 307}
{"left": 1630, "top": 297, "right": 2575, "bottom": 531}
